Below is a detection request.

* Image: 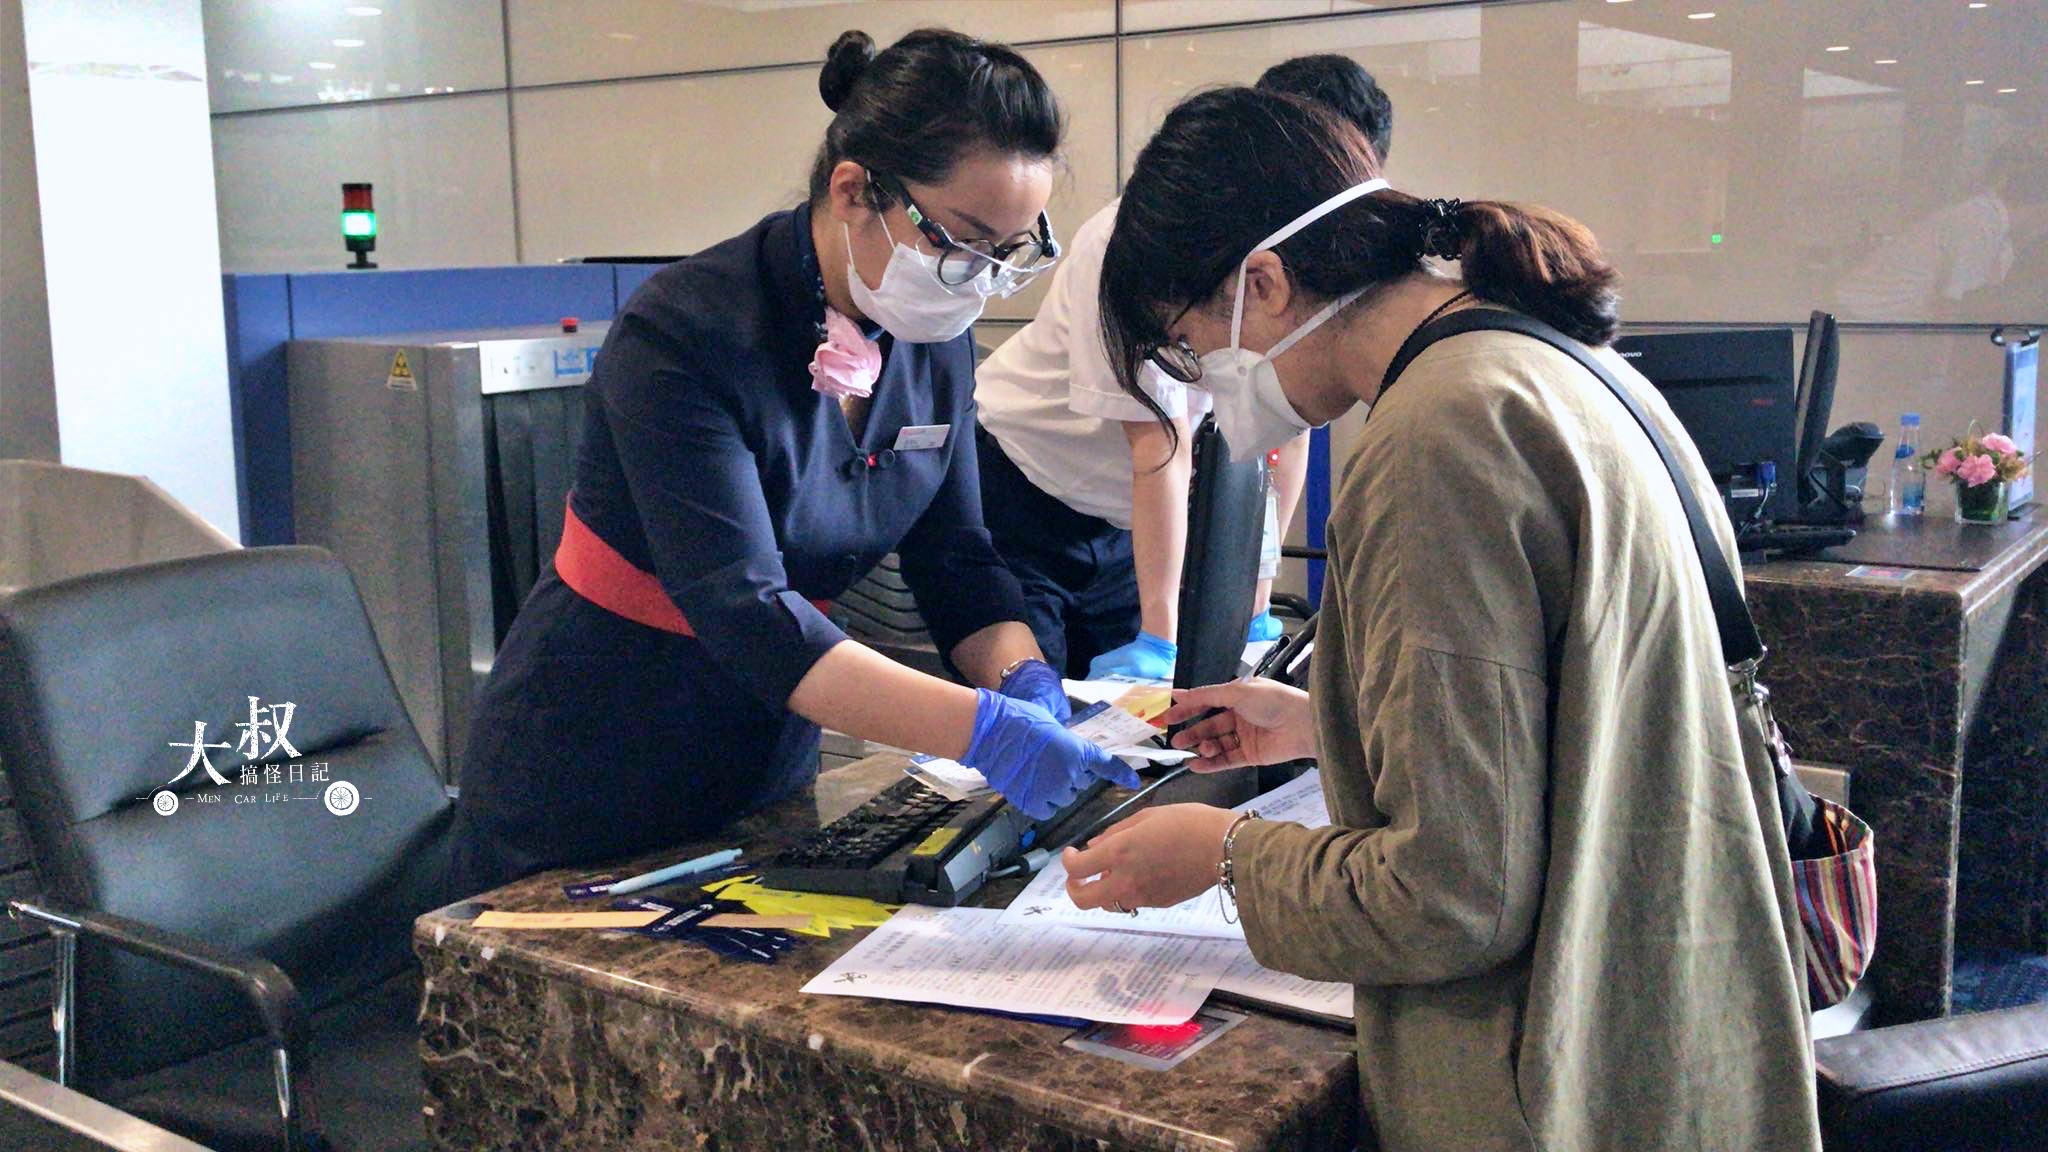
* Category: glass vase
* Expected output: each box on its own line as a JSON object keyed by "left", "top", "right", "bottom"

{"left": 1955, "top": 479, "right": 2009, "bottom": 524}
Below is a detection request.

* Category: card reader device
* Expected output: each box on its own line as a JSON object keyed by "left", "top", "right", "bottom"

{"left": 758, "top": 774, "right": 1108, "bottom": 906}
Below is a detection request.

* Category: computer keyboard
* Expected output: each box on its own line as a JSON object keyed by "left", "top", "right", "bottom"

{"left": 760, "top": 775, "right": 1106, "bottom": 907}
{"left": 775, "top": 776, "right": 969, "bottom": 873}
{"left": 1735, "top": 522, "right": 1856, "bottom": 557}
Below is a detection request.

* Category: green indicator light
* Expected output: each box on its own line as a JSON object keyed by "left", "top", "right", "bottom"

{"left": 342, "top": 210, "right": 378, "bottom": 239}
{"left": 1709, "top": 232, "right": 1724, "bottom": 246}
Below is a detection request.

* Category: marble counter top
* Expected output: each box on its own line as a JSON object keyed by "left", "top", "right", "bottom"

{"left": 416, "top": 760, "right": 1359, "bottom": 1151}
{"left": 1745, "top": 510, "right": 2048, "bottom": 611}
{"left": 1739, "top": 509, "right": 2048, "bottom": 1020}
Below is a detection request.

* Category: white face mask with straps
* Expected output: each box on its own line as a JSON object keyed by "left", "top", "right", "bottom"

{"left": 1192, "top": 178, "right": 1390, "bottom": 457}
{"left": 843, "top": 218, "right": 989, "bottom": 345}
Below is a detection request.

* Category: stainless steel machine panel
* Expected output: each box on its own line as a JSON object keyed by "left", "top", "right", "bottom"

{"left": 288, "top": 324, "right": 607, "bottom": 780}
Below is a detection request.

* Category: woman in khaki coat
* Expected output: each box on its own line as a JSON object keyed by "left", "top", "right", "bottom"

{"left": 1062, "top": 86, "right": 1820, "bottom": 1152}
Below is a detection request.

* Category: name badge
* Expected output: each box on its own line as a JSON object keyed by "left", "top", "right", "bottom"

{"left": 893, "top": 424, "right": 951, "bottom": 452}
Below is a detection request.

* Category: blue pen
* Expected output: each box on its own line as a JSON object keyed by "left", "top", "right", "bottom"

{"left": 606, "top": 847, "right": 744, "bottom": 896}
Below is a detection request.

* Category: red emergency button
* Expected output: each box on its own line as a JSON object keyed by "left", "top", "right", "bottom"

{"left": 561, "top": 316, "right": 580, "bottom": 333}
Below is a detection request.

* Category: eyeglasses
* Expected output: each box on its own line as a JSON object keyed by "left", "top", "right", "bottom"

{"left": 1149, "top": 337, "right": 1203, "bottom": 384}
{"left": 1146, "top": 300, "right": 1203, "bottom": 383}
{"left": 868, "top": 171, "right": 1060, "bottom": 296}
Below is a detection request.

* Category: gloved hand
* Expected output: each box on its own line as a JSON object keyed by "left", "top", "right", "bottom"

{"left": 998, "top": 656, "right": 1071, "bottom": 723}
{"left": 1245, "top": 611, "right": 1283, "bottom": 644}
{"left": 1087, "top": 632, "right": 1177, "bottom": 682}
{"left": 961, "top": 689, "right": 1141, "bottom": 820}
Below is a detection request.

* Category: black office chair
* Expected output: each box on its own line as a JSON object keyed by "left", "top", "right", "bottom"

{"left": 0, "top": 546, "right": 456, "bottom": 1152}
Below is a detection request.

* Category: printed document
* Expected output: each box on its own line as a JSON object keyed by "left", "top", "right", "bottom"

{"left": 1213, "top": 943, "right": 1354, "bottom": 1021}
{"left": 999, "top": 770, "right": 1330, "bottom": 939}
{"left": 802, "top": 905, "right": 1235, "bottom": 1025}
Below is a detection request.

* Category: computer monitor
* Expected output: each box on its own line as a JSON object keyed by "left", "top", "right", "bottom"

{"left": 1793, "top": 310, "right": 1840, "bottom": 515}
{"left": 1174, "top": 415, "right": 1266, "bottom": 692}
{"left": 2005, "top": 336, "right": 2038, "bottom": 511}
{"left": 1612, "top": 329, "right": 1800, "bottom": 523}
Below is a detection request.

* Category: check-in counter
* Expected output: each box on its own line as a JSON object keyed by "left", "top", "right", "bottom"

{"left": 416, "top": 758, "right": 1359, "bottom": 1151}
{"left": 1745, "top": 510, "right": 2048, "bottom": 1022}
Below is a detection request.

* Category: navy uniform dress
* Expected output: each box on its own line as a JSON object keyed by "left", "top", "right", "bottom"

{"left": 451, "top": 203, "right": 1027, "bottom": 895}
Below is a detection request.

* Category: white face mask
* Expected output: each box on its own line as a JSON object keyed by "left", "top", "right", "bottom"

{"left": 843, "top": 219, "right": 989, "bottom": 344}
{"left": 1193, "top": 178, "right": 1390, "bottom": 458}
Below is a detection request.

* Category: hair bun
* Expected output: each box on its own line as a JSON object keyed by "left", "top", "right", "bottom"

{"left": 819, "top": 30, "right": 876, "bottom": 112}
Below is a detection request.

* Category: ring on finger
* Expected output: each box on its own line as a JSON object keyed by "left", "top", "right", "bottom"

{"left": 1109, "top": 900, "right": 1128, "bottom": 915}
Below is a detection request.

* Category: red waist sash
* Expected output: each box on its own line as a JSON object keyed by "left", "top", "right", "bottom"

{"left": 555, "top": 502, "right": 828, "bottom": 635}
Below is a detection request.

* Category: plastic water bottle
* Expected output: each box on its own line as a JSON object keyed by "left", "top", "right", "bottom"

{"left": 1889, "top": 413, "right": 1926, "bottom": 516}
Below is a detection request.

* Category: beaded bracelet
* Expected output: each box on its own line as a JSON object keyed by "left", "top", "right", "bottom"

{"left": 1217, "top": 809, "right": 1260, "bottom": 925}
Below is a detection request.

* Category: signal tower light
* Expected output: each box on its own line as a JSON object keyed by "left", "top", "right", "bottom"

{"left": 342, "top": 182, "right": 378, "bottom": 270}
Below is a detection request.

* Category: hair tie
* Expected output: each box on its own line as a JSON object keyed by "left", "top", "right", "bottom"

{"left": 1419, "top": 198, "right": 1465, "bottom": 260}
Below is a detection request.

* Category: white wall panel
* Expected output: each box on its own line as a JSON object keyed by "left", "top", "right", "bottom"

{"left": 1119, "top": 0, "right": 2046, "bottom": 326}
{"left": 212, "top": 91, "right": 516, "bottom": 271}
{"left": 203, "top": 0, "right": 505, "bottom": 113}
{"left": 511, "top": 67, "right": 826, "bottom": 263}
{"left": 507, "top": 1, "right": 1113, "bottom": 88}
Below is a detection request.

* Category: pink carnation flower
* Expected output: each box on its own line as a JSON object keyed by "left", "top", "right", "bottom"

{"left": 1982, "top": 433, "right": 2018, "bottom": 456}
{"left": 1957, "top": 453, "right": 1998, "bottom": 487}
{"left": 1935, "top": 448, "right": 1961, "bottom": 477}
{"left": 808, "top": 307, "right": 881, "bottom": 401}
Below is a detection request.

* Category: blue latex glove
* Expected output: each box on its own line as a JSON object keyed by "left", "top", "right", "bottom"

{"left": 1245, "top": 611, "right": 1283, "bottom": 643}
{"left": 998, "top": 656, "right": 1071, "bottom": 723}
{"left": 960, "top": 689, "right": 1141, "bottom": 820}
{"left": 1087, "top": 632, "right": 1177, "bottom": 682}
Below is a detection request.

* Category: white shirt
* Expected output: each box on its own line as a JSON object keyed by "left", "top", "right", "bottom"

{"left": 975, "top": 200, "right": 1208, "bottom": 530}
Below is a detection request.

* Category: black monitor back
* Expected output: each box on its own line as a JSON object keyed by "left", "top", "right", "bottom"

{"left": 1793, "top": 310, "right": 1840, "bottom": 514}
{"left": 1613, "top": 328, "right": 1799, "bottom": 522}
{"left": 1175, "top": 416, "right": 1266, "bottom": 691}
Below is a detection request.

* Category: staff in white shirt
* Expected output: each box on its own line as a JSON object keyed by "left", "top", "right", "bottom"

{"left": 973, "top": 55, "right": 1396, "bottom": 680}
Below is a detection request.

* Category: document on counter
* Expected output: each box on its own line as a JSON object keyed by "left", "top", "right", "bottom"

{"left": 1212, "top": 943, "right": 1354, "bottom": 1022}
{"left": 999, "top": 770, "right": 1331, "bottom": 940}
{"left": 802, "top": 905, "right": 1236, "bottom": 1025}
{"left": 1006, "top": 849, "right": 1248, "bottom": 940}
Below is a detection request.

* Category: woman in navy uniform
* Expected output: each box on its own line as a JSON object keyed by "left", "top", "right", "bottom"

{"left": 452, "top": 29, "right": 1135, "bottom": 894}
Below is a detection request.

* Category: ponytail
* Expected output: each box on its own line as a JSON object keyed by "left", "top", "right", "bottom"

{"left": 1448, "top": 200, "right": 1620, "bottom": 347}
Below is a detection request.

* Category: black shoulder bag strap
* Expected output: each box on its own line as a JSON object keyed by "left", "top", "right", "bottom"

{"left": 1382, "top": 307, "right": 1819, "bottom": 852}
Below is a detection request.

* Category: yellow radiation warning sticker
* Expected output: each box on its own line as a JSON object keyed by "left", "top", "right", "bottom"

{"left": 910, "top": 828, "right": 960, "bottom": 858}
{"left": 386, "top": 349, "right": 417, "bottom": 391}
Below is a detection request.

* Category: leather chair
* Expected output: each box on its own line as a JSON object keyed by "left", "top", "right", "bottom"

{"left": 0, "top": 547, "right": 456, "bottom": 1152}
{"left": 1816, "top": 1001, "right": 2048, "bottom": 1151}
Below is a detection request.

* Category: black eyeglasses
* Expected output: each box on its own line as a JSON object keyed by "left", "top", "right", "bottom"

{"left": 1146, "top": 300, "right": 1203, "bottom": 383}
{"left": 868, "top": 171, "right": 1060, "bottom": 295}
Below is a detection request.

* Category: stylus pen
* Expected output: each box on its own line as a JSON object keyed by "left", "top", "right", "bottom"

{"left": 607, "top": 847, "right": 744, "bottom": 895}
{"left": 1029, "top": 765, "right": 1193, "bottom": 865}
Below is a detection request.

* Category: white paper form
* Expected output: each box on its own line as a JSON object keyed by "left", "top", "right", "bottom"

{"left": 1067, "top": 702, "right": 1193, "bottom": 766}
{"left": 999, "top": 770, "right": 1331, "bottom": 940}
{"left": 1062, "top": 679, "right": 1147, "bottom": 705}
{"left": 1212, "top": 943, "right": 1354, "bottom": 1021}
{"left": 1237, "top": 768, "right": 1330, "bottom": 829}
{"left": 801, "top": 905, "right": 1235, "bottom": 1025}
{"left": 904, "top": 754, "right": 993, "bottom": 801}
